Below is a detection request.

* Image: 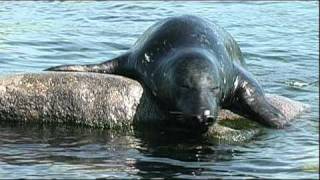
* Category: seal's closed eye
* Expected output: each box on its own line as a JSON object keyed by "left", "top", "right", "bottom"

{"left": 210, "top": 87, "right": 220, "bottom": 94}
{"left": 180, "top": 84, "right": 191, "bottom": 89}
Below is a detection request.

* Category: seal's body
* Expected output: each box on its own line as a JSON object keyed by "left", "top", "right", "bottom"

{"left": 46, "top": 15, "right": 287, "bottom": 133}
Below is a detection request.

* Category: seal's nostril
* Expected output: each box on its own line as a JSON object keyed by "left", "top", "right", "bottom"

{"left": 192, "top": 115, "right": 214, "bottom": 125}
{"left": 206, "top": 116, "right": 215, "bottom": 123}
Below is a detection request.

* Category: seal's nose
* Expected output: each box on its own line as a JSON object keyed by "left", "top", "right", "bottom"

{"left": 203, "top": 110, "right": 214, "bottom": 124}
{"left": 205, "top": 115, "right": 214, "bottom": 123}
{"left": 194, "top": 112, "right": 215, "bottom": 126}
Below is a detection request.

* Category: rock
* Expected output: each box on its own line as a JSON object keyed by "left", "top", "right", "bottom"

{"left": 0, "top": 72, "right": 310, "bottom": 143}
{"left": 0, "top": 72, "right": 165, "bottom": 129}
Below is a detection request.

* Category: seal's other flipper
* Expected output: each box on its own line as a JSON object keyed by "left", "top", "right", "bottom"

{"left": 230, "top": 70, "right": 288, "bottom": 128}
{"left": 45, "top": 53, "right": 130, "bottom": 76}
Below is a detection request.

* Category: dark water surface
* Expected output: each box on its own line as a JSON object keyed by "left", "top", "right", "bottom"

{"left": 0, "top": 1, "right": 318, "bottom": 179}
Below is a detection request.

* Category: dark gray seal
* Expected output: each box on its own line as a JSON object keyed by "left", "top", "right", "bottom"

{"left": 45, "top": 15, "right": 288, "bottom": 133}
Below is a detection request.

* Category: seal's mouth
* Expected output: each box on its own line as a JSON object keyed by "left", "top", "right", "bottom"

{"left": 169, "top": 111, "right": 215, "bottom": 133}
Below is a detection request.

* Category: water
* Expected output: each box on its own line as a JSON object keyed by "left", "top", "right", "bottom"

{"left": 0, "top": 1, "right": 318, "bottom": 179}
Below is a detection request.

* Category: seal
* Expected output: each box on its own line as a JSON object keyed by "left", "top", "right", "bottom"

{"left": 45, "top": 15, "right": 288, "bottom": 133}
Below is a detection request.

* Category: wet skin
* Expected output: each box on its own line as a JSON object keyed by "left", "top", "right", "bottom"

{"left": 46, "top": 15, "right": 288, "bottom": 133}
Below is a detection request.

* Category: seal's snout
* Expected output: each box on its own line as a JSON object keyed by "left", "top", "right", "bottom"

{"left": 194, "top": 110, "right": 216, "bottom": 126}
{"left": 204, "top": 115, "right": 215, "bottom": 124}
{"left": 189, "top": 114, "right": 214, "bottom": 133}
{"left": 202, "top": 109, "right": 216, "bottom": 124}
{"left": 169, "top": 109, "right": 216, "bottom": 133}
{"left": 194, "top": 115, "right": 214, "bottom": 126}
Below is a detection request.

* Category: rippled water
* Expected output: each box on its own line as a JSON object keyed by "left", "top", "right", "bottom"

{"left": 0, "top": 1, "right": 318, "bottom": 179}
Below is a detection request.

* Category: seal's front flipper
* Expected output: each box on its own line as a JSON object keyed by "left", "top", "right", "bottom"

{"left": 45, "top": 64, "right": 98, "bottom": 72}
{"left": 229, "top": 71, "right": 288, "bottom": 128}
{"left": 44, "top": 52, "right": 130, "bottom": 75}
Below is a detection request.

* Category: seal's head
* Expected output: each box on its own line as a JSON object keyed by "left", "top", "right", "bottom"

{"left": 156, "top": 51, "right": 221, "bottom": 133}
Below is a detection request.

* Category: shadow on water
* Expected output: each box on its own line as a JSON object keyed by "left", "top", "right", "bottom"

{"left": 0, "top": 119, "right": 260, "bottom": 179}
{"left": 131, "top": 123, "right": 266, "bottom": 179}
